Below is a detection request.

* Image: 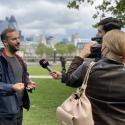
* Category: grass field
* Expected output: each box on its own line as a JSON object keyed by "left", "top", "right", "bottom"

{"left": 23, "top": 79, "right": 75, "bottom": 125}
{"left": 27, "top": 65, "right": 67, "bottom": 75}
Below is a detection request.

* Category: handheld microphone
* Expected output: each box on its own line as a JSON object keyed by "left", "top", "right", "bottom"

{"left": 39, "top": 59, "right": 52, "bottom": 72}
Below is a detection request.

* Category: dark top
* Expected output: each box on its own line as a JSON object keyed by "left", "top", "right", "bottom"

{"left": 0, "top": 49, "right": 30, "bottom": 117}
{"left": 62, "top": 56, "right": 125, "bottom": 125}
{"left": 7, "top": 56, "right": 23, "bottom": 107}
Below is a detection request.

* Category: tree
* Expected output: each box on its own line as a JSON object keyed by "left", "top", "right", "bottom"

{"left": 55, "top": 43, "right": 68, "bottom": 55}
{"left": 55, "top": 43, "right": 76, "bottom": 55}
{"left": 67, "top": 44, "right": 76, "bottom": 54}
{"left": 67, "top": 0, "right": 125, "bottom": 26}
{"left": 35, "top": 43, "right": 53, "bottom": 56}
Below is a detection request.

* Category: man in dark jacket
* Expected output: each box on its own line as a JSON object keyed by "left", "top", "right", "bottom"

{"left": 50, "top": 17, "right": 122, "bottom": 83}
{"left": 0, "top": 28, "right": 36, "bottom": 125}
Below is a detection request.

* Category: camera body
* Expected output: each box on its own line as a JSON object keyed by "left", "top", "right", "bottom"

{"left": 88, "top": 37, "right": 102, "bottom": 59}
{"left": 91, "top": 37, "right": 102, "bottom": 44}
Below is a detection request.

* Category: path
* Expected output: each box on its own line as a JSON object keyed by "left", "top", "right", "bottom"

{"left": 29, "top": 75, "right": 52, "bottom": 79}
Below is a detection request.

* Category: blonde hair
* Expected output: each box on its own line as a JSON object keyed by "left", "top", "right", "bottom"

{"left": 102, "top": 30, "right": 125, "bottom": 57}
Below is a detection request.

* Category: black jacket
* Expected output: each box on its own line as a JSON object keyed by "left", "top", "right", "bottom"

{"left": 63, "top": 57, "right": 125, "bottom": 125}
{"left": 0, "top": 50, "right": 30, "bottom": 117}
{"left": 61, "top": 56, "right": 84, "bottom": 86}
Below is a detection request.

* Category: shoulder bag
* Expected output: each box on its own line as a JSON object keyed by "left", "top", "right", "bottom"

{"left": 56, "top": 61, "right": 95, "bottom": 125}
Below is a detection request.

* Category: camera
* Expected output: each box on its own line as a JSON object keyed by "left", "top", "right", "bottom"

{"left": 88, "top": 37, "right": 102, "bottom": 59}
{"left": 91, "top": 37, "right": 102, "bottom": 44}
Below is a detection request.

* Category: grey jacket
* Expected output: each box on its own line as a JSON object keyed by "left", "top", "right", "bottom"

{"left": 63, "top": 57, "right": 125, "bottom": 125}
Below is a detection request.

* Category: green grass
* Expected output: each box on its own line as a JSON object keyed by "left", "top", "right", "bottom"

{"left": 23, "top": 79, "right": 75, "bottom": 125}
{"left": 27, "top": 65, "right": 69, "bottom": 75}
{"left": 28, "top": 65, "right": 61, "bottom": 75}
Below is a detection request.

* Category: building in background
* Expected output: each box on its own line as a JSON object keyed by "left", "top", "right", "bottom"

{"left": 71, "top": 33, "right": 81, "bottom": 46}
{"left": 38, "top": 34, "right": 47, "bottom": 46}
{"left": 0, "top": 15, "right": 24, "bottom": 48}
{"left": 46, "top": 36, "right": 58, "bottom": 48}
{"left": 0, "top": 15, "right": 19, "bottom": 33}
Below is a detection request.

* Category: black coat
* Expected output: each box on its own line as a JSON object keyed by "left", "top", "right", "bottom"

{"left": 62, "top": 57, "right": 125, "bottom": 125}
{"left": 0, "top": 51, "right": 30, "bottom": 117}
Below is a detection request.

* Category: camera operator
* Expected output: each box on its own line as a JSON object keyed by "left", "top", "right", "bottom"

{"left": 50, "top": 17, "right": 122, "bottom": 84}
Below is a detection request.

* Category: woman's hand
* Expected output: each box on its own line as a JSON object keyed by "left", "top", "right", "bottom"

{"left": 49, "top": 71, "right": 62, "bottom": 80}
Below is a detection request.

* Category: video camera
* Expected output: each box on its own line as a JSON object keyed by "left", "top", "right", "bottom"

{"left": 88, "top": 37, "right": 102, "bottom": 60}
{"left": 91, "top": 37, "right": 102, "bottom": 44}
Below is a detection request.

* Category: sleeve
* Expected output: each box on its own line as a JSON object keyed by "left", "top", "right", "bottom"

{"left": 0, "top": 63, "right": 14, "bottom": 95}
{"left": 66, "top": 62, "right": 87, "bottom": 87}
{"left": 61, "top": 56, "right": 84, "bottom": 84}
{"left": 62, "top": 57, "right": 89, "bottom": 88}
{"left": 0, "top": 82, "right": 14, "bottom": 95}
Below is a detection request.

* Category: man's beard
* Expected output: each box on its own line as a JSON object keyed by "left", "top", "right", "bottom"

{"left": 8, "top": 44, "right": 20, "bottom": 54}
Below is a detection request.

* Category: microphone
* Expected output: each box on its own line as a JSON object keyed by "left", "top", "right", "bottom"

{"left": 39, "top": 59, "right": 52, "bottom": 72}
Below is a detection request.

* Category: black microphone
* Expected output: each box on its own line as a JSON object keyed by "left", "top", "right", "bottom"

{"left": 39, "top": 59, "right": 52, "bottom": 72}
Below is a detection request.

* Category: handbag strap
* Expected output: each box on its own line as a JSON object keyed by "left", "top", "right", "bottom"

{"left": 81, "top": 61, "right": 96, "bottom": 90}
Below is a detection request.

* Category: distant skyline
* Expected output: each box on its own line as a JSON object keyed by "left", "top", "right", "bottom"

{"left": 0, "top": 0, "right": 124, "bottom": 40}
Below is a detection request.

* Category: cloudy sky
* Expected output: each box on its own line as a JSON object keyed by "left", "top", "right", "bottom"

{"left": 0, "top": 0, "right": 111, "bottom": 40}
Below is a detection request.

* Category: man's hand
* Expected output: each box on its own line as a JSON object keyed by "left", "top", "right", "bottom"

{"left": 79, "top": 42, "right": 95, "bottom": 59}
{"left": 49, "top": 71, "right": 62, "bottom": 80}
{"left": 26, "top": 80, "right": 36, "bottom": 90}
{"left": 12, "top": 83, "right": 24, "bottom": 92}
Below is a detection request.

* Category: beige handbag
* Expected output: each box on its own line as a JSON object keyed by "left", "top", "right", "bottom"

{"left": 56, "top": 62, "right": 95, "bottom": 125}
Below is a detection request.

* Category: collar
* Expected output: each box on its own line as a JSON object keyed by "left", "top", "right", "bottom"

{"left": 103, "top": 52, "right": 123, "bottom": 63}
{"left": 0, "top": 48, "right": 24, "bottom": 65}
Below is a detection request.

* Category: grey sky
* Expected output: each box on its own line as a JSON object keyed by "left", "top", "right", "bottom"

{"left": 0, "top": 0, "right": 104, "bottom": 40}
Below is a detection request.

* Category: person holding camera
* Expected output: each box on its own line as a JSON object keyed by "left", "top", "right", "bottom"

{"left": 65, "top": 29, "right": 125, "bottom": 124}
{"left": 50, "top": 17, "right": 122, "bottom": 83}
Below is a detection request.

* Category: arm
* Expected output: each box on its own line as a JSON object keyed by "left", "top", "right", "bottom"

{"left": 0, "top": 82, "right": 14, "bottom": 95}
{"left": 61, "top": 56, "right": 84, "bottom": 83}
{"left": 50, "top": 43, "right": 94, "bottom": 86}
{"left": 0, "top": 82, "right": 24, "bottom": 95}
{"left": 65, "top": 62, "right": 88, "bottom": 87}
{"left": 0, "top": 60, "right": 24, "bottom": 95}
{"left": 62, "top": 42, "right": 94, "bottom": 84}
{"left": 49, "top": 56, "right": 84, "bottom": 82}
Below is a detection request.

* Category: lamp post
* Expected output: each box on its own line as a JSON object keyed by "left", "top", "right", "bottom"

{"left": 53, "top": 48, "right": 56, "bottom": 63}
